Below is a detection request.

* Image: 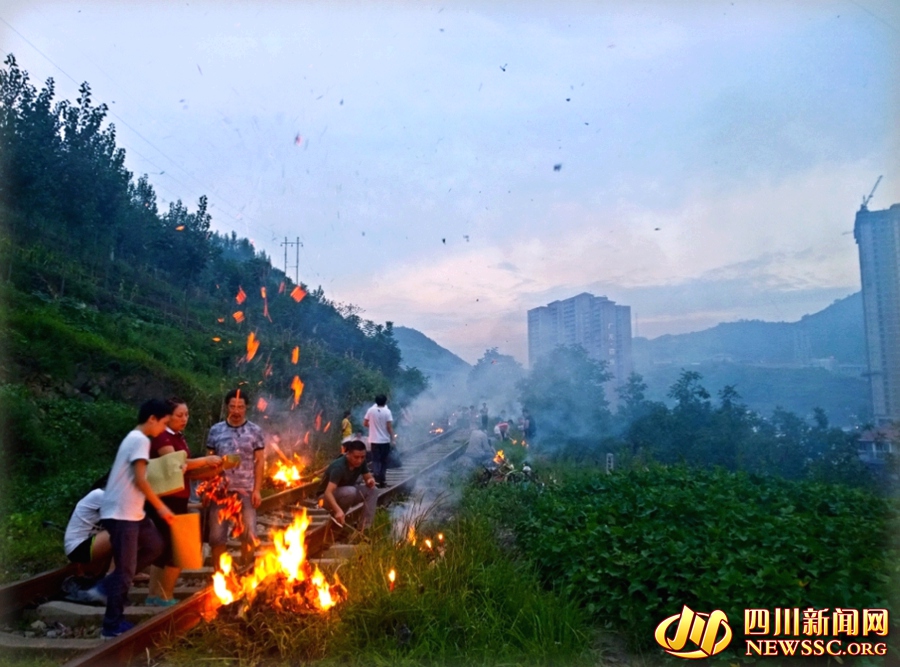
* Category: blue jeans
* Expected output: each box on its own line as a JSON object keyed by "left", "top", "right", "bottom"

{"left": 100, "top": 517, "right": 164, "bottom": 631}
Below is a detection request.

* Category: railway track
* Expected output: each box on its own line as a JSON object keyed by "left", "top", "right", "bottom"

{"left": 0, "top": 428, "right": 467, "bottom": 667}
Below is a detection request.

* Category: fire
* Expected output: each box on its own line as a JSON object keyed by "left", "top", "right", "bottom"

{"left": 197, "top": 477, "right": 245, "bottom": 539}
{"left": 387, "top": 568, "right": 396, "bottom": 591}
{"left": 211, "top": 510, "right": 347, "bottom": 614}
{"left": 290, "top": 285, "right": 307, "bottom": 302}
{"left": 406, "top": 525, "right": 417, "bottom": 546}
{"left": 233, "top": 311, "right": 245, "bottom": 323}
{"left": 175, "top": 225, "right": 185, "bottom": 231}
{"left": 271, "top": 459, "right": 305, "bottom": 488}
{"left": 437, "top": 533, "right": 444, "bottom": 543}
{"left": 424, "top": 538, "right": 433, "bottom": 550}
{"left": 493, "top": 450, "right": 505, "bottom": 465}
{"left": 236, "top": 286, "right": 247, "bottom": 304}
{"left": 212, "top": 337, "right": 221, "bottom": 342}
{"left": 256, "top": 397, "right": 268, "bottom": 412}
{"left": 246, "top": 332, "right": 260, "bottom": 362}
{"left": 260, "top": 287, "right": 271, "bottom": 321}
{"left": 260, "top": 287, "right": 267, "bottom": 299}
{"left": 290, "top": 376, "right": 304, "bottom": 407}
{"left": 291, "top": 346, "right": 299, "bottom": 364}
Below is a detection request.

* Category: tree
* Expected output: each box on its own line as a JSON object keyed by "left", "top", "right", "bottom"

{"left": 467, "top": 347, "right": 524, "bottom": 408}
{"left": 517, "top": 345, "right": 612, "bottom": 453}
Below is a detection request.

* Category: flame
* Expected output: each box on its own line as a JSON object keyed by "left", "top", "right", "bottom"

{"left": 493, "top": 450, "right": 505, "bottom": 465}
{"left": 407, "top": 525, "right": 417, "bottom": 546}
{"left": 290, "top": 376, "right": 304, "bottom": 407}
{"left": 256, "top": 397, "right": 268, "bottom": 412}
{"left": 291, "top": 346, "right": 299, "bottom": 364}
{"left": 197, "top": 477, "right": 245, "bottom": 539}
{"left": 290, "top": 286, "right": 307, "bottom": 302}
{"left": 233, "top": 311, "right": 245, "bottom": 323}
{"left": 210, "top": 510, "right": 346, "bottom": 614}
{"left": 175, "top": 225, "right": 185, "bottom": 231}
{"left": 213, "top": 553, "right": 235, "bottom": 604}
{"left": 260, "top": 287, "right": 267, "bottom": 299}
{"left": 388, "top": 569, "right": 396, "bottom": 583}
{"left": 236, "top": 287, "right": 247, "bottom": 305}
{"left": 437, "top": 533, "right": 444, "bottom": 543}
{"left": 212, "top": 337, "right": 221, "bottom": 342}
{"left": 246, "top": 332, "right": 260, "bottom": 362}
{"left": 271, "top": 459, "right": 304, "bottom": 488}
{"left": 424, "top": 538, "right": 433, "bottom": 550}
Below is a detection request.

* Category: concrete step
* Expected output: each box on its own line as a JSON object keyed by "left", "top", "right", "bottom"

{"left": 320, "top": 544, "right": 358, "bottom": 560}
{"left": 0, "top": 630, "right": 102, "bottom": 656}
{"left": 32, "top": 601, "right": 165, "bottom": 628}
{"left": 128, "top": 585, "right": 204, "bottom": 603}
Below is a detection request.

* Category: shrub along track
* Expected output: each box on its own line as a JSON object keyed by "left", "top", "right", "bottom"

{"left": 0, "top": 429, "right": 466, "bottom": 667}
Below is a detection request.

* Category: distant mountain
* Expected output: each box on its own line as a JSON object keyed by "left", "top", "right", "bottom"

{"left": 634, "top": 292, "right": 865, "bottom": 368}
{"left": 393, "top": 326, "right": 471, "bottom": 387}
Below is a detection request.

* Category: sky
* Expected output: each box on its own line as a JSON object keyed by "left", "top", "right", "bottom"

{"left": 2, "top": 0, "right": 899, "bottom": 364}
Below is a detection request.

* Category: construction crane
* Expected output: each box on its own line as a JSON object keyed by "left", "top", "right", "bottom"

{"left": 861, "top": 175, "right": 883, "bottom": 210}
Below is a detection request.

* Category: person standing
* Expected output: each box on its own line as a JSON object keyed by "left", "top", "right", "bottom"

{"left": 480, "top": 403, "right": 489, "bottom": 431}
{"left": 206, "top": 389, "right": 265, "bottom": 569}
{"left": 97, "top": 399, "right": 174, "bottom": 639}
{"left": 340, "top": 410, "right": 354, "bottom": 446}
{"left": 145, "top": 399, "right": 221, "bottom": 606}
{"left": 364, "top": 394, "right": 394, "bottom": 489}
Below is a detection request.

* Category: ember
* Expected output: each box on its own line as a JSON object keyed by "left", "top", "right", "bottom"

{"left": 236, "top": 286, "right": 247, "bottom": 305}
{"left": 212, "top": 510, "right": 347, "bottom": 615}
{"left": 175, "top": 224, "right": 185, "bottom": 231}
{"left": 256, "top": 397, "right": 268, "bottom": 412}
{"left": 290, "top": 376, "right": 304, "bottom": 407}
{"left": 291, "top": 346, "right": 299, "bottom": 364}
{"left": 387, "top": 568, "right": 396, "bottom": 592}
{"left": 246, "top": 332, "right": 260, "bottom": 362}
{"left": 290, "top": 285, "right": 307, "bottom": 302}
{"left": 233, "top": 311, "right": 245, "bottom": 323}
{"left": 197, "top": 476, "right": 245, "bottom": 539}
{"left": 493, "top": 450, "right": 505, "bottom": 465}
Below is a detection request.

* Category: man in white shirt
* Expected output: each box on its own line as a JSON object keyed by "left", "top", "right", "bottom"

{"left": 364, "top": 394, "right": 394, "bottom": 488}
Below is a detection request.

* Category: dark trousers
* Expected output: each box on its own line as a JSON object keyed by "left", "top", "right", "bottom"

{"left": 371, "top": 442, "right": 391, "bottom": 485}
{"left": 100, "top": 517, "right": 164, "bottom": 631}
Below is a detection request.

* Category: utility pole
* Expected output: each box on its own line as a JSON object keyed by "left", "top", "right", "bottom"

{"left": 281, "top": 236, "right": 303, "bottom": 284}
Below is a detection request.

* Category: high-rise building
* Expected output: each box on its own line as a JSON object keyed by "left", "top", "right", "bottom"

{"left": 854, "top": 203, "right": 900, "bottom": 424}
{"left": 527, "top": 293, "right": 632, "bottom": 387}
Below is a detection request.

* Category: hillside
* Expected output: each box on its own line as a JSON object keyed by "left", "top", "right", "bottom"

{"left": 634, "top": 292, "right": 864, "bottom": 367}
{"left": 393, "top": 326, "right": 471, "bottom": 389}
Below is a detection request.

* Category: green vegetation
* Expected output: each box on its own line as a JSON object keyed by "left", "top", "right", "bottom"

{"left": 163, "top": 495, "right": 595, "bottom": 667}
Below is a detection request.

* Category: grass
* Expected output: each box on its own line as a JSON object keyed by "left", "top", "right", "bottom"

{"left": 161, "top": 485, "right": 597, "bottom": 667}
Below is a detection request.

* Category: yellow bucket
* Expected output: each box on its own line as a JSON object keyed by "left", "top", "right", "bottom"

{"left": 170, "top": 513, "right": 203, "bottom": 569}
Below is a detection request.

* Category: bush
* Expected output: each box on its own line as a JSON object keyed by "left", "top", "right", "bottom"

{"left": 478, "top": 464, "right": 898, "bottom": 657}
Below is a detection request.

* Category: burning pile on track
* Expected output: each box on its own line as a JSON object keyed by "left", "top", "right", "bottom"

{"left": 212, "top": 509, "right": 347, "bottom": 617}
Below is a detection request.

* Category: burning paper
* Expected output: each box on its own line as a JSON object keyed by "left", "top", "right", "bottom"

{"left": 233, "top": 311, "right": 245, "bottom": 323}
{"left": 290, "top": 286, "right": 307, "bottom": 303}
{"left": 236, "top": 286, "right": 247, "bottom": 305}
{"left": 212, "top": 510, "right": 347, "bottom": 614}
{"left": 246, "top": 332, "right": 260, "bottom": 362}
{"left": 291, "top": 346, "right": 299, "bottom": 364}
{"left": 290, "top": 376, "right": 305, "bottom": 407}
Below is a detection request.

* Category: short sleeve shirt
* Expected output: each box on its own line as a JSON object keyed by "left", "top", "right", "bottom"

{"left": 101, "top": 430, "right": 151, "bottom": 521}
{"left": 150, "top": 428, "right": 191, "bottom": 498}
{"left": 65, "top": 489, "right": 104, "bottom": 555}
{"left": 364, "top": 404, "right": 393, "bottom": 444}
{"left": 317, "top": 455, "right": 370, "bottom": 495}
{"left": 206, "top": 420, "right": 265, "bottom": 493}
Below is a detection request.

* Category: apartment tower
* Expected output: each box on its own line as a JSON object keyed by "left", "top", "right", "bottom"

{"left": 854, "top": 202, "right": 900, "bottom": 424}
{"left": 527, "top": 293, "right": 632, "bottom": 388}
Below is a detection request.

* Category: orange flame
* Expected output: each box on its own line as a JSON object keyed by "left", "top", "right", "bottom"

{"left": 407, "top": 525, "right": 417, "bottom": 546}
{"left": 212, "top": 337, "right": 221, "bottom": 342}
{"left": 290, "top": 376, "right": 304, "bottom": 407}
{"left": 175, "top": 225, "right": 185, "bottom": 231}
{"left": 437, "top": 533, "right": 444, "bottom": 543}
{"left": 233, "top": 311, "right": 245, "bottom": 323}
{"left": 211, "top": 510, "right": 346, "bottom": 613}
{"left": 388, "top": 568, "right": 396, "bottom": 591}
{"left": 291, "top": 346, "right": 299, "bottom": 364}
{"left": 260, "top": 287, "right": 267, "bottom": 299}
{"left": 493, "top": 450, "right": 505, "bottom": 465}
{"left": 424, "top": 538, "right": 433, "bottom": 550}
{"left": 290, "top": 286, "right": 307, "bottom": 302}
{"left": 256, "top": 397, "right": 268, "bottom": 412}
{"left": 271, "top": 459, "right": 305, "bottom": 488}
{"left": 246, "top": 332, "right": 260, "bottom": 362}
{"left": 236, "top": 286, "right": 247, "bottom": 305}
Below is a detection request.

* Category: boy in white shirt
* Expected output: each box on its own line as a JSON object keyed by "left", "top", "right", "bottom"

{"left": 97, "top": 399, "right": 176, "bottom": 639}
